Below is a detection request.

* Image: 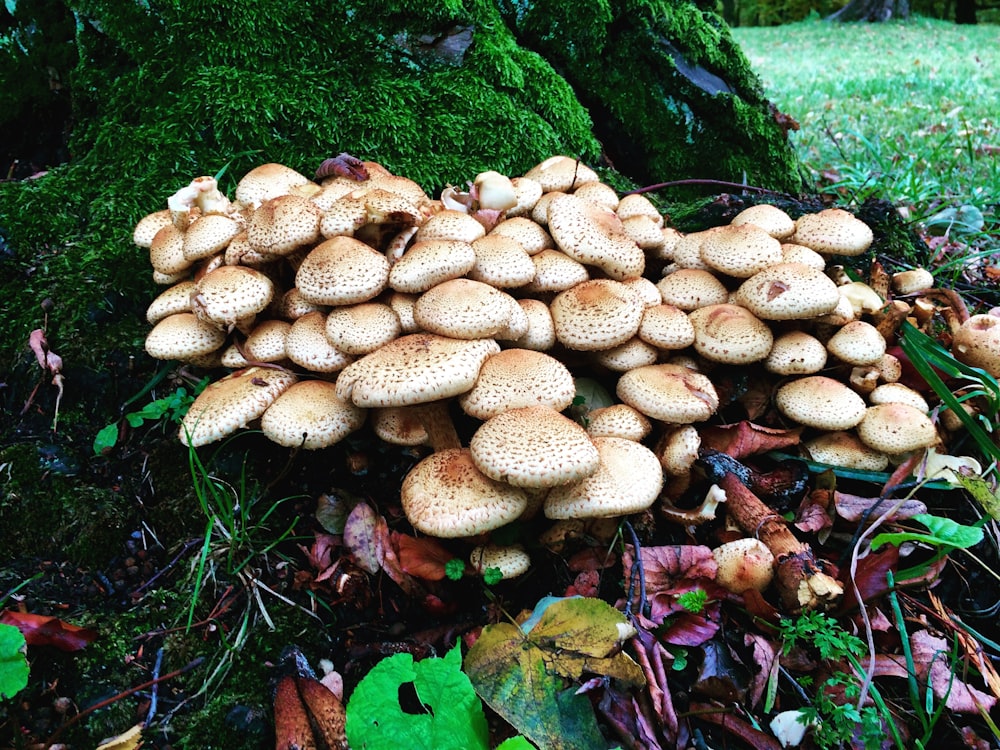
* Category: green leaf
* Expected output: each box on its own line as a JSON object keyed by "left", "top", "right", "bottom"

{"left": 92, "top": 423, "right": 120, "bottom": 455}
{"left": 444, "top": 558, "right": 466, "bottom": 581}
{"left": 953, "top": 472, "right": 1000, "bottom": 522}
{"left": 0, "top": 623, "right": 29, "bottom": 701}
{"left": 345, "top": 644, "right": 489, "bottom": 750}
{"left": 483, "top": 567, "right": 504, "bottom": 586}
{"left": 870, "top": 513, "right": 983, "bottom": 552}
{"left": 496, "top": 738, "right": 535, "bottom": 750}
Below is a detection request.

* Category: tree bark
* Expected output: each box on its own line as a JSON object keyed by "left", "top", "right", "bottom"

{"left": 827, "top": 0, "right": 910, "bottom": 21}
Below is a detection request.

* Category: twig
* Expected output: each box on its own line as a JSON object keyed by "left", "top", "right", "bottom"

{"left": 624, "top": 178, "right": 793, "bottom": 198}
{"left": 623, "top": 520, "right": 650, "bottom": 619}
{"left": 146, "top": 648, "right": 164, "bottom": 724}
{"left": 45, "top": 657, "right": 203, "bottom": 745}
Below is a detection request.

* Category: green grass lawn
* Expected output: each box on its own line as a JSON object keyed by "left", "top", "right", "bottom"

{"left": 732, "top": 17, "right": 999, "bottom": 243}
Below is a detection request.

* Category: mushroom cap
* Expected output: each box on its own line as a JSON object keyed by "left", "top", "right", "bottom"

{"left": 274, "top": 287, "right": 324, "bottom": 320}
{"left": 523, "top": 155, "right": 600, "bottom": 192}
{"left": 469, "top": 406, "right": 600, "bottom": 488}
{"left": 593, "top": 337, "right": 659, "bottom": 371}
{"left": 244, "top": 319, "right": 292, "bottom": 362}
{"left": 892, "top": 268, "right": 935, "bottom": 295}
{"left": 656, "top": 269, "right": 730, "bottom": 311}
{"left": 774, "top": 376, "right": 867, "bottom": 430}
{"left": 546, "top": 193, "right": 644, "bottom": 280}
{"left": 134, "top": 209, "right": 174, "bottom": 248}
{"left": 712, "top": 538, "right": 775, "bottom": 593}
{"left": 260, "top": 379, "right": 365, "bottom": 449}
{"left": 826, "top": 320, "right": 887, "bottom": 366}
{"left": 868, "top": 383, "right": 929, "bottom": 412}
{"left": 780, "top": 242, "right": 827, "bottom": 270}
{"left": 952, "top": 314, "right": 1000, "bottom": 377}
{"left": 388, "top": 239, "right": 477, "bottom": 293}
{"left": 733, "top": 262, "right": 840, "bottom": 320}
{"left": 324, "top": 302, "right": 401, "bottom": 355}
{"left": 415, "top": 209, "right": 486, "bottom": 243}
{"left": 573, "top": 180, "right": 620, "bottom": 211}
{"left": 730, "top": 204, "right": 795, "bottom": 239}
{"left": 688, "top": 304, "right": 774, "bottom": 364}
{"left": 144, "top": 312, "right": 227, "bottom": 361}
{"left": 698, "top": 223, "right": 784, "bottom": 278}
{"left": 764, "top": 331, "right": 828, "bottom": 375}
{"left": 458, "top": 348, "right": 576, "bottom": 420}
{"left": 235, "top": 163, "right": 313, "bottom": 208}
{"left": 622, "top": 277, "right": 663, "bottom": 308}
{"left": 247, "top": 194, "right": 322, "bottom": 255}
{"left": 468, "top": 235, "right": 536, "bottom": 288}
{"left": 512, "top": 298, "right": 557, "bottom": 351}
{"left": 146, "top": 281, "right": 197, "bottom": 324}
{"left": 371, "top": 406, "right": 429, "bottom": 446}
{"left": 616, "top": 363, "right": 720, "bottom": 423}
{"left": 387, "top": 291, "right": 420, "bottom": 333}
{"left": 855, "top": 403, "right": 939, "bottom": 454}
{"left": 804, "top": 431, "right": 889, "bottom": 471}
{"left": 182, "top": 213, "right": 242, "bottom": 261}
{"left": 401, "top": 448, "right": 528, "bottom": 537}
{"left": 522, "top": 249, "right": 590, "bottom": 294}
{"left": 149, "top": 224, "right": 192, "bottom": 276}
{"left": 488, "top": 216, "right": 554, "bottom": 255}
{"left": 838, "top": 281, "right": 885, "bottom": 317}
{"left": 414, "top": 279, "right": 518, "bottom": 339}
{"left": 584, "top": 404, "right": 652, "bottom": 441}
{"left": 285, "top": 311, "right": 353, "bottom": 373}
{"left": 793, "top": 208, "right": 874, "bottom": 256}
{"left": 655, "top": 424, "right": 701, "bottom": 475}
{"left": 193, "top": 265, "right": 275, "bottom": 328}
{"left": 295, "top": 236, "right": 391, "bottom": 305}
{"left": 180, "top": 366, "right": 298, "bottom": 447}
{"left": 550, "top": 279, "right": 644, "bottom": 351}
{"left": 621, "top": 215, "right": 666, "bottom": 249}
{"left": 616, "top": 194, "right": 663, "bottom": 225}
{"left": 470, "top": 544, "right": 531, "bottom": 579}
{"left": 336, "top": 333, "right": 500, "bottom": 408}
{"left": 544, "top": 437, "right": 664, "bottom": 519}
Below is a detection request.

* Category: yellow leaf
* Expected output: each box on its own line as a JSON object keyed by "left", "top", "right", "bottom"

{"left": 95, "top": 723, "right": 143, "bottom": 750}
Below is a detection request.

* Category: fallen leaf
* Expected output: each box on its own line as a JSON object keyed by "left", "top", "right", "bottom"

{"left": 834, "top": 492, "right": 927, "bottom": 523}
{"left": 0, "top": 610, "right": 98, "bottom": 651}
{"left": 699, "top": 422, "right": 802, "bottom": 460}
{"left": 342, "top": 501, "right": 383, "bottom": 574}
{"left": 394, "top": 532, "right": 453, "bottom": 581}
{"left": 95, "top": 723, "right": 144, "bottom": 750}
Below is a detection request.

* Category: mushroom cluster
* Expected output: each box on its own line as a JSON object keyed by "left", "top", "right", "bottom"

{"left": 133, "top": 155, "right": 970, "bottom": 605}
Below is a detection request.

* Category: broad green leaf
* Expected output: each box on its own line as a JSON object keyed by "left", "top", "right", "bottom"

{"left": 93, "top": 423, "right": 119, "bottom": 455}
{"left": 496, "top": 738, "right": 536, "bottom": 750}
{"left": 954, "top": 472, "right": 1000, "bottom": 522}
{"left": 465, "top": 597, "right": 644, "bottom": 750}
{"left": 0, "top": 623, "right": 29, "bottom": 700}
{"left": 870, "top": 513, "right": 983, "bottom": 551}
{"left": 345, "top": 644, "right": 489, "bottom": 750}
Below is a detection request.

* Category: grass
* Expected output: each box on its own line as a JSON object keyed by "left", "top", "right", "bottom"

{"left": 732, "top": 17, "right": 1000, "bottom": 265}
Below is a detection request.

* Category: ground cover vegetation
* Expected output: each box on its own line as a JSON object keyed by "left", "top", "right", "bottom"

{"left": 2, "top": 5, "right": 1000, "bottom": 750}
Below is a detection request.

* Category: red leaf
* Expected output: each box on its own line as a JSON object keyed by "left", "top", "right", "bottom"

{"left": 1, "top": 610, "right": 98, "bottom": 651}
{"left": 699, "top": 422, "right": 802, "bottom": 460}
{"left": 394, "top": 533, "right": 453, "bottom": 581}
{"left": 343, "top": 502, "right": 384, "bottom": 574}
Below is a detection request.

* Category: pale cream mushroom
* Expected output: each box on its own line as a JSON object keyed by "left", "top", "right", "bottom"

{"left": 415, "top": 209, "right": 486, "bottom": 243}
{"left": 183, "top": 213, "right": 242, "bottom": 262}
{"left": 468, "top": 235, "right": 536, "bottom": 288}
{"left": 149, "top": 224, "right": 192, "bottom": 277}
{"left": 260, "top": 380, "right": 366, "bottom": 450}
{"left": 868, "top": 383, "right": 929, "bottom": 413}
{"left": 804, "top": 431, "right": 889, "bottom": 472}
{"left": 952, "top": 314, "right": 1000, "bottom": 377}
{"left": 730, "top": 204, "right": 795, "bottom": 240}
{"left": 523, "top": 155, "right": 600, "bottom": 192}
{"left": 324, "top": 303, "right": 401, "bottom": 356}
{"left": 285, "top": 312, "right": 353, "bottom": 373}
{"left": 133, "top": 209, "right": 174, "bottom": 248}
{"left": 774, "top": 376, "right": 867, "bottom": 430}
{"left": 243, "top": 319, "right": 292, "bottom": 362}
{"left": 688, "top": 304, "right": 774, "bottom": 364}
{"left": 469, "top": 544, "right": 531, "bottom": 580}
{"left": 825, "top": 320, "right": 887, "bottom": 366}
{"left": 295, "top": 236, "right": 391, "bottom": 305}
{"left": 764, "top": 331, "right": 828, "bottom": 375}
{"left": 488, "top": 216, "right": 554, "bottom": 255}
{"left": 235, "top": 163, "right": 313, "bottom": 209}
{"left": 616, "top": 364, "right": 719, "bottom": 423}
{"left": 505, "top": 177, "right": 544, "bottom": 218}
{"left": 855, "top": 403, "right": 939, "bottom": 454}
{"left": 698, "top": 223, "right": 783, "bottom": 278}
{"left": 192, "top": 265, "right": 275, "bottom": 330}
{"left": 521, "top": 249, "right": 590, "bottom": 294}
{"left": 712, "top": 538, "right": 775, "bottom": 594}
{"left": 387, "top": 239, "right": 477, "bottom": 293}
{"left": 733, "top": 262, "right": 840, "bottom": 321}
{"left": 413, "top": 279, "right": 519, "bottom": 339}
{"left": 247, "top": 194, "right": 322, "bottom": 255}
{"left": 655, "top": 269, "right": 729, "bottom": 311}
{"left": 550, "top": 279, "right": 644, "bottom": 351}
{"left": 584, "top": 404, "right": 652, "bottom": 441}
{"left": 458, "top": 349, "right": 576, "bottom": 420}
{"left": 593, "top": 337, "right": 659, "bottom": 371}
{"left": 546, "top": 192, "right": 645, "bottom": 280}
{"left": 892, "top": 268, "right": 935, "bottom": 295}
{"left": 638, "top": 304, "right": 696, "bottom": 351}
{"left": 512, "top": 299, "right": 557, "bottom": 351}
{"left": 573, "top": 180, "right": 620, "bottom": 211}
{"left": 146, "top": 281, "right": 197, "bottom": 324}
{"left": 792, "top": 208, "right": 874, "bottom": 256}
{"left": 144, "top": 312, "right": 227, "bottom": 361}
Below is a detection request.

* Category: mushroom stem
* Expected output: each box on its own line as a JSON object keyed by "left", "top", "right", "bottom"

{"left": 410, "top": 401, "right": 462, "bottom": 451}
{"left": 716, "top": 471, "right": 843, "bottom": 613}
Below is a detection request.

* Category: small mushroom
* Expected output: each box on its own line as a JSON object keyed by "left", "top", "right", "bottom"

{"left": 712, "top": 538, "right": 775, "bottom": 594}
{"left": 469, "top": 544, "right": 530, "bottom": 580}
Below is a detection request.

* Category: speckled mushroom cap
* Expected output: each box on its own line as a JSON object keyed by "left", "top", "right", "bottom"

{"left": 274, "top": 288, "right": 323, "bottom": 320}
{"left": 550, "top": 279, "right": 644, "bottom": 351}
{"left": 413, "top": 279, "right": 517, "bottom": 339}
{"left": 145, "top": 312, "right": 227, "bottom": 361}
{"left": 669, "top": 228, "right": 715, "bottom": 270}
{"left": 764, "top": 331, "right": 828, "bottom": 375}
{"left": 855, "top": 403, "right": 939, "bottom": 454}
{"left": 656, "top": 269, "right": 730, "bottom": 311}
{"left": 544, "top": 437, "right": 664, "bottom": 520}
{"left": 149, "top": 224, "right": 192, "bottom": 277}
{"left": 506, "top": 177, "right": 544, "bottom": 218}
{"left": 616, "top": 363, "right": 720, "bottom": 423}
{"left": 336, "top": 333, "right": 500, "bottom": 408}
{"left": 285, "top": 311, "right": 353, "bottom": 373}
{"left": 317, "top": 192, "right": 369, "bottom": 238}
{"left": 584, "top": 404, "right": 652, "bottom": 441}
{"left": 244, "top": 319, "right": 292, "bottom": 362}
{"left": 388, "top": 240, "right": 476, "bottom": 293}
{"left": 522, "top": 249, "right": 590, "bottom": 294}
{"left": 712, "top": 538, "right": 775, "bottom": 594}
{"left": 468, "top": 235, "right": 536, "bottom": 288}
{"left": 246, "top": 194, "right": 322, "bottom": 255}
{"left": 622, "top": 277, "right": 663, "bottom": 308}
{"left": 512, "top": 299, "right": 557, "bottom": 351}
{"left": 387, "top": 292, "right": 420, "bottom": 333}
{"left": 523, "top": 155, "right": 600, "bottom": 192}
{"left": 146, "top": 281, "right": 197, "bottom": 324}
{"left": 733, "top": 262, "right": 840, "bottom": 320}
{"left": 181, "top": 214, "right": 241, "bottom": 262}
{"left": 415, "top": 209, "right": 486, "bottom": 243}
{"left": 371, "top": 406, "right": 429, "bottom": 446}
{"left": 594, "top": 337, "right": 658, "bottom": 371}
{"left": 792, "top": 208, "right": 874, "bottom": 256}
{"left": 324, "top": 302, "right": 401, "bottom": 356}
{"left": 469, "top": 544, "right": 531, "bottom": 579}
{"left": 868, "top": 383, "right": 929, "bottom": 413}
{"left": 774, "top": 376, "right": 867, "bottom": 430}
{"left": 134, "top": 209, "right": 174, "bottom": 248}
{"left": 180, "top": 366, "right": 298, "bottom": 447}
{"left": 730, "top": 203, "right": 795, "bottom": 239}
{"left": 401, "top": 448, "right": 528, "bottom": 537}
{"left": 698, "top": 223, "right": 784, "bottom": 278}
{"left": 573, "top": 180, "right": 620, "bottom": 211}
{"left": 637, "top": 304, "right": 695, "bottom": 351}
{"left": 235, "top": 163, "right": 313, "bottom": 209}
{"left": 546, "top": 193, "right": 645, "bottom": 280}
{"left": 656, "top": 424, "right": 701, "bottom": 475}
{"left": 780, "top": 242, "right": 827, "bottom": 270}
{"left": 892, "top": 268, "right": 935, "bottom": 295}
{"left": 826, "top": 320, "right": 886, "bottom": 366}
{"left": 193, "top": 265, "right": 275, "bottom": 328}
{"left": 295, "top": 236, "right": 390, "bottom": 306}
{"left": 259, "top": 380, "right": 365, "bottom": 450}
{"left": 470, "top": 405, "right": 601, "bottom": 488}
{"left": 804, "top": 431, "right": 889, "bottom": 471}
{"left": 488, "top": 216, "right": 554, "bottom": 255}
{"left": 952, "top": 314, "right": 1000, "bottom": 377}
{"left": 688, "top": 304, "right": 774, "bottom": 364}
{"left": 621, "top": 215, "right": 666, "bottom": 250}
{"left": 458, "top": 348, "right": 576, "bottom": 420}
